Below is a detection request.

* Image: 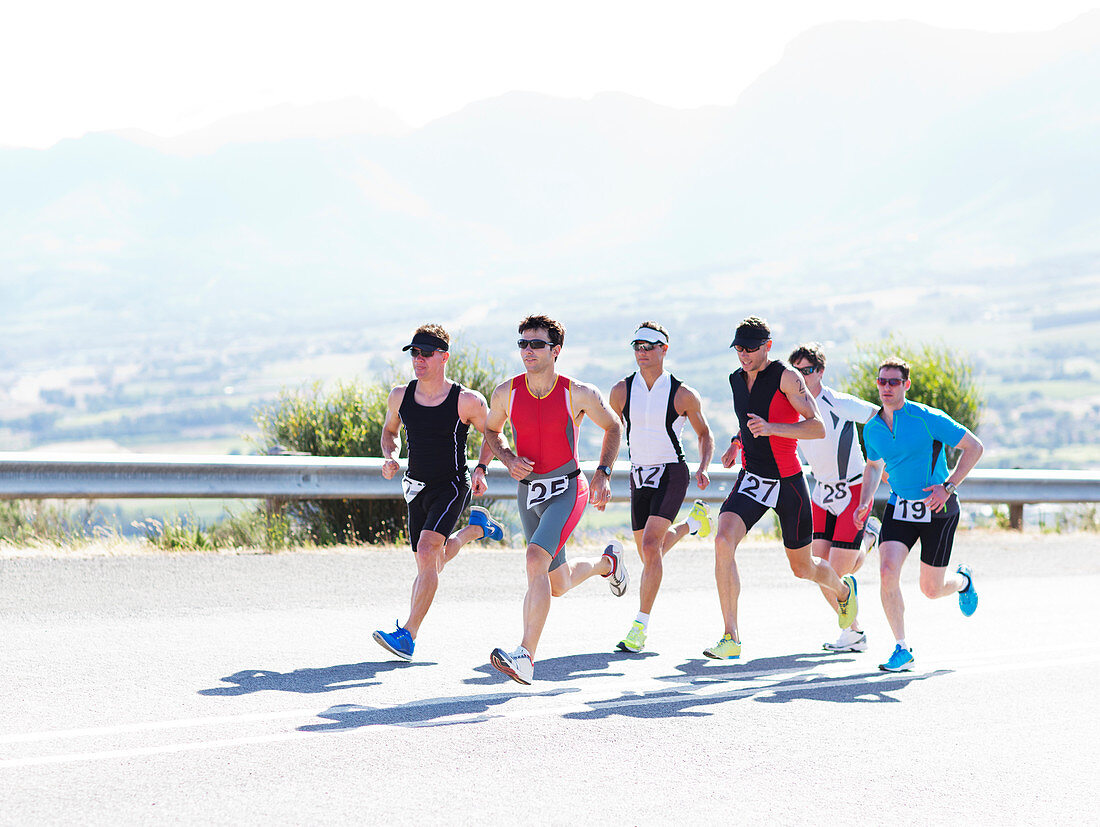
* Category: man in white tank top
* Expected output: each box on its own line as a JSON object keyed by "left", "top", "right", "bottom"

{"left": 608, "top": 322, "right": 715, "bottom": 653}
{"left": 789, "top": 343, "right": 880, "bottom": 654}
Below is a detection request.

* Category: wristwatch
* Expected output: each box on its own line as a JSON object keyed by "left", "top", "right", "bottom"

{"left": 943, "top": 481, "right": 957, "bottom": 495}
{"left": 596, "top": 464, "right": 613, "bottom": 478}
{"left": 475, "top": 463, "right": 488, "bottom": 473}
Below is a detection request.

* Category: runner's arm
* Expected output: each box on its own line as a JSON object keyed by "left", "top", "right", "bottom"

{"left": 458, "top": 389, "right": 491, "bottom": 496}
{"left": 854, "top": 457, "right": 886, "bottom": 527}
{"left": 482, "top": 381, "right": 533, "bottom": 480}
{"left": 678, "top": 385, "right": 714, "bottom": 489}
{"left": 575, "top": 382, "right": 622, "bottom": 511}
{"left": 380, "top": 386, "right": 404, "bottom": 480}
{"left": 746, "top": 368, "right": 825, "bottom": 440}
{"left": 923, "top": 430, "right": 984, "bottom": 511}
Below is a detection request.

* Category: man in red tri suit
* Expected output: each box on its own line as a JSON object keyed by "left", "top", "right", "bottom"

{"left": 480, "top": 314, "right": 627, "bottom": 685}
{"left": 704, "top": 316, "right": 859, "bottom": 661}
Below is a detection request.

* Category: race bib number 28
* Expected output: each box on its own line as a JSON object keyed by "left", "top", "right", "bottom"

{"left": 737, "top": 471, "right": 780, "bottom": 508}
{"left": 893, "top": 496, "right": 931, "bottom": 523}
{"left": 812, "top": 480, "right": 851, "bottom": 516}
{"left": 526, "top": 475, "right": 570, "bottom": 509}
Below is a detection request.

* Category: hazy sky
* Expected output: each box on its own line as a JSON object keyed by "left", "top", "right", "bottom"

{"left": 4, "top": 0, "right": 1097, "bottom": 149}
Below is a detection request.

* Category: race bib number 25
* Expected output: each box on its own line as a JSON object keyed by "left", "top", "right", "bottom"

{"left": 737, "top": 471, "right": 780, "bottom": 508}
{"left": 526, "top": 475, "right": 570, "bottom": 509}
{"left": 893, "top": 497, "right": 931, "bottom": 523}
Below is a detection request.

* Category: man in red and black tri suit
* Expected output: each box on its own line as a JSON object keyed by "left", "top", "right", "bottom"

{"left": 480, "top": 314, "right": 628, "bottom": 685}
{"left": 703, "top": 316, "right": 859, "bottom": 661}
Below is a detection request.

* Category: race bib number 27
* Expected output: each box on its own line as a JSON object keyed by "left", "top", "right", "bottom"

{"left": 737, "top": 471, "right": 780, "bottom": 508}
{"left": 526, "top": 475, "right": 570, "bottom": 509}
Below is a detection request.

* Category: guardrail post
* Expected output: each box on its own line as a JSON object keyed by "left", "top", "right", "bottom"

{"left": 1009, "top": 503, "right": 1024, "bottom": 531}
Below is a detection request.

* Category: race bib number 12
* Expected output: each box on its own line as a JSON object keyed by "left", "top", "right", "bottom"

{"left": 893, "top": 497, "right": 931, "bottom": 523}
{"left": 737, "top": 471, "right": 780, "bottom": 508}
{"left": 526, "top": 475, "right": 570, "bottom": 509}
{"left": 631, "top": 464, "right": 665, "bottom": 489}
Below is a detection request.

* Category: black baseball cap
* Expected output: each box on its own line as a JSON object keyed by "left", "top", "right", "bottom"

{"left": 401, "top": 331, "right": 449, "bottom": 352}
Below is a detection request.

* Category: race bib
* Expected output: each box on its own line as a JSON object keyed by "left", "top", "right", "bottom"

{"left": 737, "top": 471, "right": 780, "bottom": 508}
{"left": 526, "top": 474, "right": 571, "bottom": 509}
{"left": 893, "top": 496, "right": 931, "bottom": 523}
{"left": 401, "top": 475, "right": 426, "bottom": 504}
{"left": 631, "top": 464, "right": 665, "bottom": 489}
{"left": 812, "top": 480, "right": 852, "bottom": 516}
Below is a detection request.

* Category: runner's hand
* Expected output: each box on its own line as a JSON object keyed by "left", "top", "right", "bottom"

{"left": 508, "top": 456, "right": 534, "bottom": 481}
{"left": 589, "top": 472, "right": 611, "bottom": 511}
{"left": 853, "top": 502, "right": 870, "bottom": 528}
{"left": 746, "top": 413, "right": 771, "bottom": 437}
{"left": 720, "top": 443, "right": 739, "bottom": 468}
{"left": 471, "top": 466, "right": 488, "bottom": 496}
{"left": 922, "top": 484, "right": 950, "bottom": 512}
{"left": 696, "top": 468, "right": 710, "bottom": 489}
{"left": 381, "top": 459, "right": 400, "bottom": 480}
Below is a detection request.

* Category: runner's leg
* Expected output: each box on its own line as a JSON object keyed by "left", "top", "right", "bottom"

{"left": 404, "top": 529, "right": 446, "bottom": 638}
{"left": 879, "top": 540, "right": 910, "bottom": 642}
{"left": 714, "top": 511, "right": 747, "bottom": 640}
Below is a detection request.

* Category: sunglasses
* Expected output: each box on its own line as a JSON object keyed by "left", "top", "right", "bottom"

{"left": 517, "top": 338, "right": 554, "bottom": 350}
{"left": 733, "top": 344, "right": 763, "bottom": 353}
{"left": 408, "top": 347, "right": 438, "bottom": 358}
{"left": 632, "top": 342, "right": 661, "bottom": 352}
{"left": 876, "top": 377, "right": 905, "bottom": 387}
{"left": 795, "top": 365, "right": 818, "bottom": 376}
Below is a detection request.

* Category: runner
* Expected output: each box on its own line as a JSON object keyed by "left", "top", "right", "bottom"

{"left": 372, "top": 324, "right": 504, "bottom": 662}
{"left": 854, "top": 356, "right": 983, "bottom": 672}
{"left": 789, "top": 342, "right": 881, "bottom": 653}
{"left": 481, "top": 314, "right": 627, "bottom": 685}
{"left": 609, "top": 321, "right": 714, "bottom": 653}
{"left": 706, "top": 317, "right": 858, "bottom": 660}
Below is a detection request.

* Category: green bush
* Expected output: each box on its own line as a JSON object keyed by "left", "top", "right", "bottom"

{"left": 252, "top": 345, "right": 506, "bottom": 544}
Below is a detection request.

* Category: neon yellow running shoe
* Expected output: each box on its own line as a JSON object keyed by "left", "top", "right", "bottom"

{"left": 688, "top": 500, "right": 712, "bottom": 538}
{"left": 837, "top": 574, "right": 858, "bottom": 629}
{"left": 617, "top": 621, "right": 647, "bottom": 653}
{"left": 703, "top": 633, "right": 741, "bottom": 660}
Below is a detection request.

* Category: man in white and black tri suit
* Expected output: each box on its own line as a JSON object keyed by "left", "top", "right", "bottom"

{"left": 705, "top": 316, "right": 859, "bottom": 661}
{"left": 372, "top": 324, "right": 503, "bottom": 663}
{"left": 789, "top": 342, "right": 880, "bottom": 654}
{"left": 608, "top": 321, "right": 714, "bottom": 654}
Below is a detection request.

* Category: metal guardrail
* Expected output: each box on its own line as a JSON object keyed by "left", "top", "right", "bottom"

{"left": 1, "top": 453, "right": 1098, "bottom": 507}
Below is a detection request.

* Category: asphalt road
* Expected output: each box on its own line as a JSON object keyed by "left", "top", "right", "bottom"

{"left": 2, "top": 531, "right": 1097, "bottom": 825}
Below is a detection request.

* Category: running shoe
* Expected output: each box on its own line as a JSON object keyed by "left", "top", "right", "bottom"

{"left": 878, "top": 644, "right": 915, "bottom": 672}
{"left": 703, "top": 634, "right": 741, "bottom": 660}
{"left": 863, "top": 515, "right": 881, "bottom": 550}
{"left": 823, "top": 628, "right": 868, "bottom": 653}
{"left": 602, "top": 540, "right": 629, "bottom": 597}
{"left": 490, "top": 646, "right": 534, "bottom": 685}
{"left": 617, "top": 621, "right": 647, "bottom": 653}
{"left": 957, "top": 564, "right": 978, "bottom": 617}
{"left": 468, "top": 506, "right": 504, "bottom": 541}
{"left": 837, "top": 574, "right": 858, "bottom": 629}
{"left": 688, "top": 500, "right": 712, "bottom": 538}
{"left": 373, "top": 622, "right": 414, "bottom": 661}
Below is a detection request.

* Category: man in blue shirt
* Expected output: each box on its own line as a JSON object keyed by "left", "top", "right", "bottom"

{"left": 854, "top": 357, "right": 984, "bottom": 672}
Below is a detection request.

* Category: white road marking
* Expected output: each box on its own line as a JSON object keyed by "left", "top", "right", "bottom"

{"left": 2, "top": 650, "right": 1097, "bottom": 769}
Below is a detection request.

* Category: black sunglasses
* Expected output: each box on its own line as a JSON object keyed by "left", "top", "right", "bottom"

{"left": 408, "top": 347, "right": 438, "bottom": 358}
{"left": 517, "top": 339, "right": 553, "bottom": 350}
{"left": 734, "top": 344, "right": 763, "bottom": 353}
{"left": 632, "top": 342, "right": 661, "bottom": 352}
{"left": 876, "top": 377, "right": 905, "bottom": 387}
{"left": 796, "top": 365, "right": 818, "bottom": 376}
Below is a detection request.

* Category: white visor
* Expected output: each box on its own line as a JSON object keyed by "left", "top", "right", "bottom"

{"left": 632, "top": 327, "right": 668, "bottom": 345}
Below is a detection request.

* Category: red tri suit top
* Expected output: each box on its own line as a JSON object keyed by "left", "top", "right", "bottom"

{"left": 507, "top": 374, "right": 581, "bottom": 476}
{"left": 730, "top": 360, "right": 802, "bottom": 478}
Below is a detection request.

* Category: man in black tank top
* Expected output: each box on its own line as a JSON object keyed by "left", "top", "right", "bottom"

{"left": 372, "top": 324, "right": 501, "bottom": 662}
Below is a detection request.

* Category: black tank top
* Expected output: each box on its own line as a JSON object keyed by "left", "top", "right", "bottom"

{"left": 399, "top": 381, "right": 470, "bottom": 484}
{"left": 729, "top": 360, "right": 802, "bottom": 478}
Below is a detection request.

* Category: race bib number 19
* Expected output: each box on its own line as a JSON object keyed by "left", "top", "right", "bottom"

{"left": 893, "top": 497, "right": 931, "bottom": 523}
{"left": 737, "top": 471, "right": 780, "bottom": 508}
{"left": 631, "top": 464, "right": 665, "bottom": 489}
{"left": 526, "top": 475, "right": 570, "bottom": 509}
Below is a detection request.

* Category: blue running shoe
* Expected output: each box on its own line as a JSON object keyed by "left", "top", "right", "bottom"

{"left": 373, "top": 622, "right": 414, "bottom": 661}
{"left": 957, "top": 564, "right": 978, "bottom": 617}
{"left": 879, "top": 644, "right": 915, "bottom": 672}
{"left": 469, "top": 506, "right": 504, "bottom": 541}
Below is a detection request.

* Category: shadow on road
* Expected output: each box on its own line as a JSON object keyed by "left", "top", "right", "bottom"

{"left": 299, "top": 687, "right": 576, "bottom": 731}
{"left": 198, "top": 661, "right": 430, "bottom": 696}
{"left": 463, "top": 650, "right": 657, "bottom": 685}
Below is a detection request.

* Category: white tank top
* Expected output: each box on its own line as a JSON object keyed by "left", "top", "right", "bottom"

{"left": 797, "top": 385, "right": 879, "bottom": 483}
{"left": 624, "top": 372, "right": 687, "bottom": 465}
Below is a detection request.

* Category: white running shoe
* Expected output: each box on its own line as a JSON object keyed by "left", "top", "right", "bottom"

{"left": 863, "top": 516, "right": 881, "bottom": 551}
{"left": 490, "top": 646, "right": 534, "bottom": 685}
{"left": 602, "top": 540, "right": 629, "bottom": 597}
{"left": 823, "top": 628, "right": 868, "bottom": 653}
